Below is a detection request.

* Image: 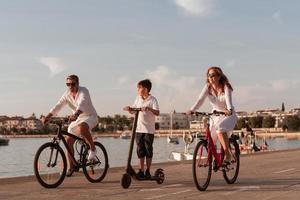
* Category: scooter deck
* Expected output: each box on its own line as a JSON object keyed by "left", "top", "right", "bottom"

{"left": 134, "top": 175, "right": 160, "bottom": 181}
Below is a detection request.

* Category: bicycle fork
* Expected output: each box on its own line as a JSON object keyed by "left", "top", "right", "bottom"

{"left": 47, "top": 144, "right": 59, "bottom": 168}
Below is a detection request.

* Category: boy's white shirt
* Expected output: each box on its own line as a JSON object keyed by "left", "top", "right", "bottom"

{"left": 132, "top": 95, "right": 159, "bottom": 134}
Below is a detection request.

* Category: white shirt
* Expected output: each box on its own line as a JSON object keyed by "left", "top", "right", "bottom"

{"left": 191, "top": 85, "right": 234, "bottom": 112}
{"left": 132, "top": 95, "right": 159, "bottom": 134}
{"left": 50, "top": 86, "right": 98, "bottom": 117}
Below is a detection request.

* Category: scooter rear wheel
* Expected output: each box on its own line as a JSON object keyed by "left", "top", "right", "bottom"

{"left": 121, "top": 173, "right": 131, "bottom": 189}
{"left": 154, "top": 168, "right": 165, "bottom": 184}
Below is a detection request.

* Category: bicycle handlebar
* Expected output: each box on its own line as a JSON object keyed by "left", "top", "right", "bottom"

{"left": 130, "top": 107, "right": 142, "bottom": 112}
{"left": 191, "top": 110, "right": 226, "bottom": 116}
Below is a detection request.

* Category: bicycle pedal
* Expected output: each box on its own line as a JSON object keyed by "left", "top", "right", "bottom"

{"left": 73, "top": 165, "right": 80, "bottom": 172}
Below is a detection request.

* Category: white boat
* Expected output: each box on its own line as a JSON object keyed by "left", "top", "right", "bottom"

{"left": 167, "top": 135, "right": 179, "bottom": 144}
{"left": 120, "top": 130, "right": 131, "bottom": 139}
{"left": 0, "top": 134, "right": 9, "bottom": 146}
{"left": 171, "top": 151, "right": 193, "bottom": 161}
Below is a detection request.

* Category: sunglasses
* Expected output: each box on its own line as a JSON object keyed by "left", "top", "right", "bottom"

{"left": 66, "top": 82, "right": 76, "bottom": 87}
{"left": 208, "top": 73, "right": 219, "bottom": 78}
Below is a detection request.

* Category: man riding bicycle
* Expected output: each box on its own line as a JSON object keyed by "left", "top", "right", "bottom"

{"left": 42, "top": 74, "right": 99, "bottom": 177}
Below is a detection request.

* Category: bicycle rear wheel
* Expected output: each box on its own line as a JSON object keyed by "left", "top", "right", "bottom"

{"left": 34, "top": 142, "right": 67, "bottom": 188}
{"left": 82, "top": 141, "right": 109, "bottom": 183}
{"left": 192, "top": 140, "right": 212, "bottom": 191}
{"left": 223, "top": 138, "right": 240, "bottom": 184}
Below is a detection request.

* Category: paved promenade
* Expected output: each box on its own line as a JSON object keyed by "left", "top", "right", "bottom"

{"left": 1, "top": 149, "right": 300, "bottom": 200}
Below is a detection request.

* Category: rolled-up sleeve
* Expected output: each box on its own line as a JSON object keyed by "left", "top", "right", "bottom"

{"left": 190, "top": 85, "right": 208, "bottom": 112}
{"left": 224, "top": 86, "right": 234, "bottom": 110}
{"left": 50, "top": 92, "right": 67, "bottom": 116}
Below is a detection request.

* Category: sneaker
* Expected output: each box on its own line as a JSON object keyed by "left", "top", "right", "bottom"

{"left": 137, "top": 169, "right": 145, "bottom": 179}
{"left": 88, "top": 149, "right": 97, "bottom": 161}
{"left": 145, "top": 169, "right": 151, "bottom": 179}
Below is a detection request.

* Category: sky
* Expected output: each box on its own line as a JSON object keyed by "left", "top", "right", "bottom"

{"left": 0, "top": 0, "right": 300, "bottom": 117}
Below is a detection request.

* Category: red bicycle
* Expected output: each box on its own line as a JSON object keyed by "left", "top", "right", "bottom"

{"left": 192, "top": 111, "right": 240, "bottom": 191}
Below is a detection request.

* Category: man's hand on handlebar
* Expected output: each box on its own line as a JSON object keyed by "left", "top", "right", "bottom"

{"left": 68, "top": 115, "right": 78, "bottom": 123}
{"left": 41, "top": 113, "right": 53, "bottom": 125}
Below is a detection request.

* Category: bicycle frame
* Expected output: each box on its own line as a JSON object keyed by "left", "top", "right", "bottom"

{"left": 50, "top": 122, "right": 88, "bottom": 169}
{"left": 200, "top": 122, "right": 224, "bottom": 170}
{"left": 195, "top": 111, "right": 226, "bottom": 170}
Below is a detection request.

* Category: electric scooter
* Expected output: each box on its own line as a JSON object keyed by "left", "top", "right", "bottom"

{"left": 121, "top": 108, "right": 165, "bottom": 189}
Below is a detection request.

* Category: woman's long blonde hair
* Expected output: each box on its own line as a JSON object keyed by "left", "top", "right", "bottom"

{"left": 206, "top": 66, "right": 233, "bottom": 94}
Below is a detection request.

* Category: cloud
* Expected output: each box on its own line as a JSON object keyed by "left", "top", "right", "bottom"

{"left": 269, "top": 79, "right": 299, "bottom": 92}
{"left": 118, "top": 76, "right": 129, "bottom": 85}
{"left": 234, "top": 85, "right": 268, "bottom": 111}
{"left": 174, "top": 0, "right": 217, "bottom": 17}
{"left": 272, "top": 11, "right": 283, "bottom": 24}
{"left": 40, "top": 57, "right": 67, "bottom": 77}
{"left": 224, "top": 59, "right": 237, "bottom": 69}
{"left": 234, "top": 79, "right": 300, "bottom": 111}
{"left": 145, "top": 65, "right": 203, "bottom": 112}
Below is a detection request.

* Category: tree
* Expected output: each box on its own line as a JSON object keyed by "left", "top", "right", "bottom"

{"left": 281, "top": 102, "right": 285, "bottom": 112}
{"left": 249, "top": 116, "right": 263, "bottom": 128}
{"left": 262, "top": 116, "right": 276, "bottom": 128}
{"left": 285, "top": 115, "right": 300, "bottom": 131}
{"left": 235, "top": 118, "right": 247, "bottom": 130}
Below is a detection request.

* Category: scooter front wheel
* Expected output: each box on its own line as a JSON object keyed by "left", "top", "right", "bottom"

{"left": 155, "top": 168, "right": 165, "bottom": 184}
{"left": 121, "top": 173, "right": 131, "bottom": 189}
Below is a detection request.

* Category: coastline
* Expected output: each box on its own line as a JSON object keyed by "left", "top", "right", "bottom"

{"left": 1, "top": 147, "right": 300, "bottom": 181}
{"left": 4, "top": 130, "right": 300, "bottom": 138}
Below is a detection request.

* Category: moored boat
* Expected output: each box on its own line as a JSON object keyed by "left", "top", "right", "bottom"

{"left": 0, "top": 134, "right": 9, "bottom": 145}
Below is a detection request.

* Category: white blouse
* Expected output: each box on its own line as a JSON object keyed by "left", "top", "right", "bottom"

{"left": 190, "top": 85, "right": 234, "bottom": 112}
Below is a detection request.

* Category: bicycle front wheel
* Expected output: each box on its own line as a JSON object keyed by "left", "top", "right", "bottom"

{"left": 192, "top": 140, "right": 212, "bottom": 191}
{"left": 34, "top": 142, "right": 67, "bottom": 188}
{"left": 83, "top": 141, "right": 109, "bottom": 183}
{"left": 223, "top": 138, "right": 240, "bottom": 184}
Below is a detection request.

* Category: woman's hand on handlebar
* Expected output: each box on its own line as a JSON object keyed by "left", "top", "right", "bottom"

{"left": 223, "top": 109, "right": 233, "bottom": 116}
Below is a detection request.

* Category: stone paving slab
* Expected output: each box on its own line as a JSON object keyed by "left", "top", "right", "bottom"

{"left": 1, "top": 149, "right": 300, "bottom": 200}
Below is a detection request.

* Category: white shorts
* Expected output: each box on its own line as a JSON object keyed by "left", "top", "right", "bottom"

{"left": 68, "top": 114, "right": 98, "bottom": 135}
{"left": 209, "top": 113, "right": 237, "bottom": 142}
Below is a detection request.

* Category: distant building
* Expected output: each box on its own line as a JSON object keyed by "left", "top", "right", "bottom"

{"left": 256, "top": 109, "right": 282, "bottom": 116}
{"left": 189, "top": 120, "right": 205, "bottom": 130}
{"left": 0, "top": 115, "right": 42, "bottom": 132}
{"left": 155, "top": 112, "right": 189, "bottom": 130}
{"left": 236, "top": 111, "right": 248, "bottom": 118}
{"left": 290, "top": 108, "right": 300, "bottom": 116}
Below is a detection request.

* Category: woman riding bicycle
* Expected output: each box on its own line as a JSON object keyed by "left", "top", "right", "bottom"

{"left": 187, "top": 66, "right": 237, "bottom": 165}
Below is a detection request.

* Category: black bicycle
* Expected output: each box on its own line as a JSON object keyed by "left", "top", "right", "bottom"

{"left": 34, "top": 120, "right": 109, "bottom": 188}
